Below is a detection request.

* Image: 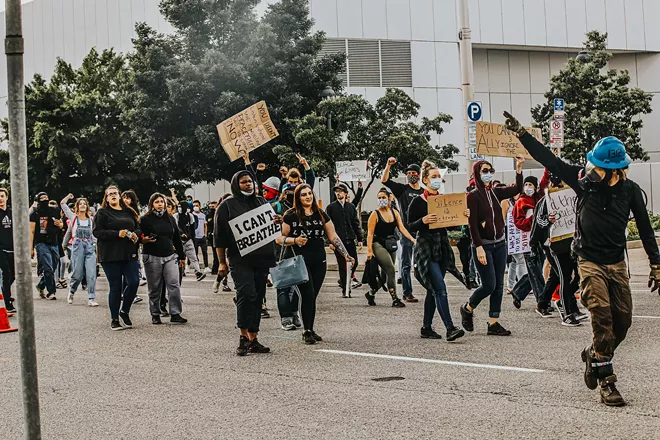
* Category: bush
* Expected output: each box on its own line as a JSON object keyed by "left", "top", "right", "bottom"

{"left": 627, "top": 211, "right": 660, "bottom": 241}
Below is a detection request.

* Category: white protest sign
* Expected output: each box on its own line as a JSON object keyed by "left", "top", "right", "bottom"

{"left": 547, "top": 187, "right": 578, "bottom": 242}
{"left": 506, "top": 207, "right": 530, "bottom": 255}
{"left": 229, "top": 203, "right": 282, "bottom": 256}
{"left": 336, "top": 160, "right": 369, "bottom": 181}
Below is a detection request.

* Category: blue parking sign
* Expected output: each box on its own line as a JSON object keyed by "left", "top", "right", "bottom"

{"left": 467, "top": 101, "right": 482, "bottom": 122}
{"left": 554, "top": 98, "right": 565, "bottom": 112}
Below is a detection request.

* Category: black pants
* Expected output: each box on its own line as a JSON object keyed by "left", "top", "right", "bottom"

{"left": 457, "top": 236, "right": 472, "bottom": 280}
{"left": 334, "top": 240, "right": 357, "bottom": 295}
{"left": 231, "top": 262, "right": 269, "bottom": 333}
{"left": 546, "top": 249, "right": 580, "bottom": 316}
{"left": 297, "top": 260, "right": 327, "bottom": 331}
{"left": 210, "top": 235, "right": 219, "bottom": 274}
{"left": 194, "top": 237, "right": 209, "bottom": 268}
{"left": 0, "top": 251, "right": 15, "bottom": 304}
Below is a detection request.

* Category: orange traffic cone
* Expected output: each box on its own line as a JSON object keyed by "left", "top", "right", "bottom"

{"left": 551, "top": 285, "right": 560, "bottom": 301}
{"left": 0, "top": 293, "right": 18, "bottom": 333}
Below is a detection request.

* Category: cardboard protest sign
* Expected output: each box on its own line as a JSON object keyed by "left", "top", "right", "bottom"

{"left": 216, "top": 101, "right": 279, "bottom": 162}
{"left": 547, "top": 187, "right": 578, "bottom": 242}
{"left": 506, "top": 207, "right": 531, "bottom": 254}
{"left": 475, "top": 122, "right": 542, "bottom": 159}
{"left": 336, "top": 160, "right": 370, "bottom": 182}
{"left": 229, "top": 203, "right": 282, "bottom": 256}
{"left": 427, "top": 193, "right": 468, "bottom": 229}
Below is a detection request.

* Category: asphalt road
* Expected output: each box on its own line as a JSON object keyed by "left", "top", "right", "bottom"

{"left": 2, "top": 263, "right": 660, "bottom": 439}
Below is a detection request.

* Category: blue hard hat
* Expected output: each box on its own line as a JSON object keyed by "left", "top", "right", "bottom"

{"left": 586, "top": 137, "right": 631, "bottom": 169}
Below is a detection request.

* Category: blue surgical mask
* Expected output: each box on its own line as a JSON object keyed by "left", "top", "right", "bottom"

{"left": 481, "top": 173, "right": 494, "bottom": 184}
{"left": 429, "top": 178, "right": 443, "bottom": 191}
{"left": 378, "top": 199, "right": 389, "bottom": 209}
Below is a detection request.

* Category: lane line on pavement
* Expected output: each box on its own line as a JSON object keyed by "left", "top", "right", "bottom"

{"left": 181, "top": 295, "right": 200, "bottom": 299}
{"left": 316, "top": 349, "right": 545, "bottom": 373}
{"left": 269, "top": 335, "right": 299, "bottom": 340}
{"left": 633, "top": 315, "right": 660, "bottom": 319}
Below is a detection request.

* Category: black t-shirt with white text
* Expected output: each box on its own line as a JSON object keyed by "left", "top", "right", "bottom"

{"left": 383, "top": 180, "right": 424, "bottom": 226}
{"left": 0, "top": 207, "right": 13, "bottom": 251}
{"left": 283, "top": 210, "right": 330, "bottom": 264}
{"left": 29, "top": 207, "right": 62, "bottom": 245}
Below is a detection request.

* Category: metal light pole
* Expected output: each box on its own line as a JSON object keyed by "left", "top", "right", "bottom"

{"left": 4, "top": 1, "right": 42, "bottom": 438}
{"left": 320, "top": 85, "right": 335, "bottom": 130}
{"left": 457, "top": 0, "right": 475, "bottom": 180}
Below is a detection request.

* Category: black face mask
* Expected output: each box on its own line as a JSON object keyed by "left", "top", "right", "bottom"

{"left": 39, "top": 200, "right": 50, "bottom": 211}
{"left": 579, "top": 167, "right": 613, "bottom": 191}
{"left": 286, "top": 192, "right": 294, "bottom": 205}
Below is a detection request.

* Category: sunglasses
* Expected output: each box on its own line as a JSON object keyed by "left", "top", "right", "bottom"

{"left": 481, "top": 168, "right": 496, "bottom": 174}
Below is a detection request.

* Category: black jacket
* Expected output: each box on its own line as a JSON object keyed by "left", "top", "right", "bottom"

{"left": 214, "top": 170, "right": 277, "bottom": 268}
{"left": 139, "top": 212, "right": 185, "bottom": 260}
{"left": 519, "top": 132, "right": 659, "bottom": 265}
{"left": 93, "top": 207, "right": 141, "bottom": 263}
{"left": 326, "top": 200, "right": 363, "bottom": 242}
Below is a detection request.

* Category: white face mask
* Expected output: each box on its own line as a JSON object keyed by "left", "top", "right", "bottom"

{"left": 429, "top": 178, "right": 443, "bottom": 191}
{"left": 240, "top": 191, "right": 253, "bottom": 197}
{"left": 524, "top": 187, "right": 535, "bottom": 197}
{"left": 377, "top": 199, "right": 389, "bottom": 209}
{"left": 193, "top": 206, "right": 200, "bottom": 212}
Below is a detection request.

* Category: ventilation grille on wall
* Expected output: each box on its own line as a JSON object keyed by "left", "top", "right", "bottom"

{"left": 320, "top": 38, "right": 413, "bottom": 88}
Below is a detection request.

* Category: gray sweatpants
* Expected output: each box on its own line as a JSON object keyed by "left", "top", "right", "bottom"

{"left": 143, "top": 253, "right": 182, "bottom": 316}
{"left": 183, "top": 240, "right": 201, "bottom": 272}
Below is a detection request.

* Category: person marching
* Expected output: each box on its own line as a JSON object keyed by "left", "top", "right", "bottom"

{"left": 93, "top": 186, "right": 142, "bottom": 330}
{"left": 192, "top": 200, "right": 211, "bottom": 273}
{"left": 121, "top": 190, "right": 146, "bottom": 302}
{"left": 215, "top": 170, "right": 276, "bottom": 356}
{"left": 364, "top": 187, "right": 414, "bottom": 308}
{"left": 407, "top": 162, "right": 466, "bottom": 341}
{"left": 170, "top": 190, "right": 206, "bottom": 282}
{"left": 140, "top": 193, "right": 188, "bottom": 325}
{"left": 381, "top": 157, "right": 424, "bottom": 303}
{"left": 460, "top": 156, "right": 524, "bottom": 336}
{"left": 0, "top": 188, "right": 16, "bottom": 313}
{"left": 30, "top": 191, "right": 64, "bottom": 300}
{"left": 326, "top": 183, "right": 363, "bottom": 299}
{"left": 278, "top": 184, "right": 355, "bottom": 345}
{"left": 504, "top": 111, "right": 660, "bottom": 406}
{"left": 60, "top": 194, "right": 98, "bottom": 306}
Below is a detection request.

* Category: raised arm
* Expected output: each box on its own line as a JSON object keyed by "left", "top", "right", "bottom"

{"left": 352, "top": 184, "right": 364, "bottom": 206}
{"left": 60, "top": 194, "right": 75, "bottom": 221}
{"left": 381, "top": 157, "right": 395, "bottom": 184}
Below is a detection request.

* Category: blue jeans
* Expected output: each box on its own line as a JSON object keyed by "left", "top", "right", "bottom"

{"left": 423, "top": 261, "right": 454, "bottom": 330}
{"left": 400, "top": 236, "right": 414, "bottom": 297}
{"left": 36, "top": 243, "right": 60, "bottom": 295}
{"left": 468, "top": 241, "right": 507, "bottom": 318}
{"left": 512, "top": 252, "right": 545, "bottom": 303}
{"left": 276, "top": 286, "right": 299, "bottom": 318}
{"left": 102, "top": 260, "right": 140, "bottom": 320}
{"left": 69, "top": 239, "right": 97, "bottom": 299}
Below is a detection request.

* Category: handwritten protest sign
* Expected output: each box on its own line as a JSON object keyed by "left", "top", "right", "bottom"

{"left": 336, "top": 160, "right": 370, "bottom": 181}
{"left": 506, "top": 207, "right": 530, "bottom": 254}
{"left": 427, "top": 193, "right": 468, "bottom": 229}
{"left": 547, "top": 187, "right": 577, "bottom": 242}
{"left": 475, "top": 122, "right": 542, "bottom": 159}
{"left": 229, "top": 203, "right": 282, "bottom": 256}
{"left": 217, "top": 101, "right": 279, "bottom": 162}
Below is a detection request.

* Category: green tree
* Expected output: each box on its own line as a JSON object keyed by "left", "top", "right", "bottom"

{"left": 276, "top": 88, "right": 458, "bottom": 197}
{"left": 122, "top": 0, "right": 345, "bottom": 184}
{"left": 0, "top": 48, "right": 159, "bottom": 202}
{"left": 532, "top": 31, "right": 653, "bottom": 165}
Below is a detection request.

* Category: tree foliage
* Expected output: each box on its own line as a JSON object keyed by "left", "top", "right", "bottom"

{"left": 532, "top": 31, "right": 653, "bottom": 165}
{"left": 0, "top": 48, "right": 159, "bottom": 202}
{"left": 277, "top": 88, "right": 459, "bottom": 196}
{"left": 122, "top": 0, "right": 346, "bottom": 184}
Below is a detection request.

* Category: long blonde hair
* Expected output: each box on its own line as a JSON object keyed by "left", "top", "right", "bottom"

{"left": 74, "top": 198, "right": 91, "bottom": 218}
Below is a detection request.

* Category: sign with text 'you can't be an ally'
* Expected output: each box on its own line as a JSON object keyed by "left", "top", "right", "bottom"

{"left": 229, "top": 203, "right": 282, "bottom": 256}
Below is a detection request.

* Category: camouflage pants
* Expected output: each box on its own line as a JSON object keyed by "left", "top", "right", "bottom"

{"left": 578, "top": 258, "right": 632, "bottom": 362}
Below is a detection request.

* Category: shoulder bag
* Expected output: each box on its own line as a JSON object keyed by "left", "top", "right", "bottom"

{"left": 269, "top": 240, "right": 309, "bottom": 289}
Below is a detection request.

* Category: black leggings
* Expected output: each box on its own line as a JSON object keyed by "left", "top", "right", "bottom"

{"left": 297, "top": 260, "right": 327, "bottom": 331}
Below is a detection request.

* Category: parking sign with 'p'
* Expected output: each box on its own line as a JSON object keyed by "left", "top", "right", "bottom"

{"left": 467, "top": 101, "right": 482, "bottom": 122}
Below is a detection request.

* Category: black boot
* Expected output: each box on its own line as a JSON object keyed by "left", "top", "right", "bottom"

{"left": 600, "top": 375, "right": 625, "bottom": 407}
{"left": 581, "top": 347, "right": 603, "bottom": 390}
{"left": 365, "top": 291, "right": 376, "bottom": 306}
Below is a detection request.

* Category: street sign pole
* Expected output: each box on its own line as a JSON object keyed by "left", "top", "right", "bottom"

{"left": 550, "top": 98, "right": 565, "bottom": 156}
{"left": 457, "top": 0, "right": 475, "bottom": 181}
{"left": 4, "top": 1, "right": 42, "bottom": 438}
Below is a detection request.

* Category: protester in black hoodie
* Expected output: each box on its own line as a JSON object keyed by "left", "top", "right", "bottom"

{"left": 0, "top": 188, "right": 15, "bottom": 313}
{"left": 460, "top": 157, "right": 524, "bottom": 336}
{"left": 215, "top": 170, "right": 278, "bottom": 356}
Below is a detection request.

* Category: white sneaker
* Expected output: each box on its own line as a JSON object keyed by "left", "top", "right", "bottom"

{"left": 88, "top": 300, "right": 99, "bottom": 307}
{"left": 67, "top": 292, "right": 74, "bottom": 304}
{"left": 212, "top": 281, "right": 220, "bottom": 293}
{"left": 205, "top": 267, "right": 212, "bottom": 274}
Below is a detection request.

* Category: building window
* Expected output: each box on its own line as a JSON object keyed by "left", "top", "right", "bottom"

{"left": 321, "top": 38, "right": 413, "bottom": 88}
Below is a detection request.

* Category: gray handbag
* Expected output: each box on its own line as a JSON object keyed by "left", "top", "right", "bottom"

{"left": 269, "top": 243, "right": 309, "bottom": 289}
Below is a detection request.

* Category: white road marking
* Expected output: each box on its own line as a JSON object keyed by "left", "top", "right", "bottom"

{"left": 633, "top": 315, "right": 660, "bottom": 319}
{"left": 181, "top": 295, "right": 200, "bottom": 299}
{"left": 316, "top": 349, "right": 545, "bottom": 373}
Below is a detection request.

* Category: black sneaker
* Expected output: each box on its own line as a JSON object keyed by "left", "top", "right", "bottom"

{"left": 535, "top": 306, "right": 553, "bottom": 318}
{"left": 446, "top": 326, "right": 465, "bottom": 342}
{"left": 236, "top": 336, "right": 250, "bottom": 356}
{"left": 46, "top": 293, "right": 57, "bottom": 300}
{"left": 5, "top": 301, "right": 16, "bottom": 314}
{"left": 119, "top": 311, "right": 133, "bottom": 328}
{"left": 152, "top": 315, "right": 162, "bottom": 325}
{"left": 110, "top": 319, "right": 123, "bottom": 331}
{"left": 222, "top": 284, "right": 232, "bottom": 292}
{"left": 487, "top": 322, "right": 511, "bottom": 336}
{"left": 397, "top": 278, "right": 402, "bottom": 285}
{"left": 562, "top": 313, "right": 582, "bottom": 327}
{"left": 460, "top": 303, "right": 474, "bottom": 332}
{"left": 575, "top": 311, "right": 589, "bottom": 322}
{"left": 302, "top": 330, "right": 316, "bottom": 345}
{"left": 248, "top": 338, "right": 271, "bottom": 353}
{"left": 391, "top": 298, "right": 406, "bottom": 308}
{"left": 195, "top": 272, "right": 207, "bottom": 282}
{"left": 170, "top": 314, "right": 188, "bottom": 325}
{"left": 261, "top": 308, "right": 270, "bottom": 319}
{"left": 365, "top": 291, "right": 376, "bottom": 306}
{"left": 420, "top": 327, "right": 442, "bottom": 339}
{"left": 311, "top": 331, "right": 323, "bottom": 342}
{"left": 512, "top": 293, "right": 521, "bottom": 309}
{"left": 467, "top": 279, "right": 480, "bottom": 290}
{"left": 160, "top": 306, "right": 170, "bottom": 317}
{"left": 351, "top": 279, "right": 362, "bottom": 289}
